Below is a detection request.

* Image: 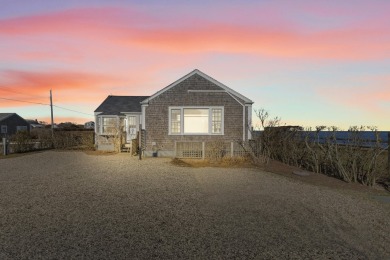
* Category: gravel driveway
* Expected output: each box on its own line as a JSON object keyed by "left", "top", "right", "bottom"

{"left": 1, "top": 151, "right": 389, "bottom": 259}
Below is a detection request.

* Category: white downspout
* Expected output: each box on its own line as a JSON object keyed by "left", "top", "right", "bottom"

{"left": 242, "top": 106, "right": 245, "bottom": 141}
{"left": 141, "top": 104, "right": 147, "bottom": 130}
{"left": 247, "top": 104, "right": 252, "bottom": 140}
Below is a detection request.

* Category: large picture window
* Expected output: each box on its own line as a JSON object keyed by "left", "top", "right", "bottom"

{"left": 169, "top": 107, "right": 223, "bottom": 135}
{"left": 184, "top": 109, "right": 209, "bottom": 134}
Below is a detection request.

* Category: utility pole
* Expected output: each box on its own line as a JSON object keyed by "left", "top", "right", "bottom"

{"left": 388, "top": 132, "right": 390, "bottom": 176}
{"left": 50, "top": 89, "right": 54, "bottom": 141}
{"left": 138, "top": 124, "right": 142, "bottom": 160}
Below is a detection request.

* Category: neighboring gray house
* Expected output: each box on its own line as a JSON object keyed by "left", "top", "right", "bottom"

{"left": 94, "top": 69, "right": 253, "bottom": 157}
{"left": 84, "top": 121, "right": 95, "bottom": 129}
{"left": 0, "top": 113, "right": 30, "bottom": 137}
{"left": 26, "top": 119, "right": 45, "bottom": 130}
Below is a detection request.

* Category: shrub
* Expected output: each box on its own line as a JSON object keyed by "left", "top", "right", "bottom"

{"left": 10, "top": 131, "right": 34, "bottom": 153}
{"left": 247, "top": 108, "right": 389, "bottom": 186}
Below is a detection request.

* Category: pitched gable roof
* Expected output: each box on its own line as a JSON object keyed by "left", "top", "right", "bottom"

{"left": 94, "top": 96, "right": 150, "bottom": 115}
{"left": 141, "top": 69, "right": 253, "bottom": 105}
{"left": 0, "top": 113, "right": 15, "bottom": 122}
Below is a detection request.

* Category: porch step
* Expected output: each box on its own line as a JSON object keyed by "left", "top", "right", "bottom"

{"left": 121, "top": 144, "right": 132, "bottom": 153}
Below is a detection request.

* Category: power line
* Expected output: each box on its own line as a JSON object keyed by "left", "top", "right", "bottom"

{"left": 0, "top": 86, "right": 47, "bottom": 100}
{"left": 53, "top": 105, "right": 94, "bottom": 116}
{"left": 0, "top": 97, "right": 94, "bottom": 116}
{"left": 0, "top": 97, "right": 48, "bottom": 106}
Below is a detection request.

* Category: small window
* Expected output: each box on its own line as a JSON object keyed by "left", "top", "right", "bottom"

{"left": 212, "top": 108, "right": 222, "bottom": 134}
{"left": 1, "top": 125, "right": 7, "bottom": 134}
{"left": 171, "top": 109, "right": 181, "bottom": 134}
{"left": 102, "top": 117, "right": 117, "bottom": 134}
{"left": 127, "top": 116, "right": 137, "bottom": 135}
{"left": 17, "top": 126, "right": 28, "bottom": 132}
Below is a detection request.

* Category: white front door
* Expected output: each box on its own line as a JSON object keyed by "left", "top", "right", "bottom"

{"left": 126, "top": 116, "right": 137, "bottom": 142}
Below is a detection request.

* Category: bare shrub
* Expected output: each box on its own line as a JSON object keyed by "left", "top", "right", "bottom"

{"left": 313, "top": 126, "right": 388, "bottom": 186}
{"left": 206, "top": 141, "right": 229, "bottom": 161}
{"left": 246, "top": 108, "right": 389, "bottom": 186}
{"left": 10, "top": 131, "right": 34, "bottom": 153}
{"left": 53, "top": 131, "right": 94, "bottom": 150}
{"left": 30, "top": 129, "right": 53, "bottom": 149}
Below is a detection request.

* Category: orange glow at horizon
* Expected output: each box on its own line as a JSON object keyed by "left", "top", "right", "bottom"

{"left": 1, "top": 2, "right": 389, "bottom": 129}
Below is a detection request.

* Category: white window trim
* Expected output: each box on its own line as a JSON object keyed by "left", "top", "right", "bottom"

{"left": 99, "top": 115, "right": 119, "bottom": 135}
{"left": 1, "top": 125, "right": 7, "bottom": 134}
{"left": 168, "top": 106, "right": 224, "bottom": 135}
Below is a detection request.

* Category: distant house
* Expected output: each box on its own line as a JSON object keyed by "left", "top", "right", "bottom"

{"left": 94, "top": 69, "right": 253, "bottom": 156}
{"left": 26, "top": 119, "right": 45, "bottom": 130}
{"left": 0, "top": 113, "right": 30, "bottom": 137}
{"left": 84, "top": 121, "right": 95, "bottom": 129}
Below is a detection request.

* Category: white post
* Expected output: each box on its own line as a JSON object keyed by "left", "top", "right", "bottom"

{"left": 247, "top": 104, "right": 252, "bottom": 140}
{"left": 2, "top": 137, "right": 7, "bottom": 155}
{"left": 202, "top": 142, "right": 205, "bottom": 160}
{"left": 138, "top": 124, "right": 142, "bottom": 160}
{"left": 231, "top": 141, "right": 234, "bottom": 157}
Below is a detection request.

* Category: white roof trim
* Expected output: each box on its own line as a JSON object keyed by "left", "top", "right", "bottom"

{"left": 141, "top": 69, "right": 253, "bottom": 105}
{"left": 120, "top": 112, "right": 142, "bottom": 114}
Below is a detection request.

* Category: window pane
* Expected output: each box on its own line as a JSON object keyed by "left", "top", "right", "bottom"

{"left": 184, "top": 109, "right": 209, "bottom": 133}
{"left": 212, "top": 108, "right": 222, "bottom": 134}
{"left": 103, "top": 117, "right": 116, "bottom": 126}
{"left": 171, "top": 109, "right": 181, "bottom": 133}
{"left": 102, "top": 117, "right": 116, "bottom": 133}
{"left": 17, "top": 126, "right": 28, "bottom": 132}
{"left": 1, "top": 125, "right": 7, "bottom": 134}
{"left": 128, "top": 116, "right": 137, "bottom": 127}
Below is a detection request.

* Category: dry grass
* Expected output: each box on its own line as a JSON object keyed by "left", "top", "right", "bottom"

{"left": 171, "top": 156, "right": 253, "bottom": 168}
{"left": 82, "top": 150, "right": 117, "bottom": 156}
{"left": 171, "top": 157, "right": 389, "bottom": 196}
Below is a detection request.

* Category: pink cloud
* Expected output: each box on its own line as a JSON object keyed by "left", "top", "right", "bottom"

{"left": 0, "top": 70, "right": 125, "bottom": 107}
{"left": 0, "top": 7, "right": 388, "bottom": 61}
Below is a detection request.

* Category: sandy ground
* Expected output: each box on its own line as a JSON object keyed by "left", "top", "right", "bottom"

{"left": 0, "top": 151, "right": 389, "bottom": 259}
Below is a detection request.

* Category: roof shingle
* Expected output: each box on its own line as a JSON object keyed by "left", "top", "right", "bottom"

{"left": 0, "top": 113, "right": 15, "bottom": 122}
{"left": 94, "top": 96, "right": 149, "bottom": 115}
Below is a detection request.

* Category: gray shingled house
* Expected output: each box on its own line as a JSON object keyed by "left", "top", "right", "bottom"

{"left": 94, "top": 69, "right": 253, "bottom": 157}
{"left": 0, "top": 113, "right": 30, "bottom": 137}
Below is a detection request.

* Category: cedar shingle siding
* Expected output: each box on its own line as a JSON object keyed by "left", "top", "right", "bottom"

{"left": 94, "top": 70, "right": 253, "bottom": 156}
{"left": 144, "top": 74, "right": 246, "bottom": 156}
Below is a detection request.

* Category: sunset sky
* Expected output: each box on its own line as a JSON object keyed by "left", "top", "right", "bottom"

{"left": 0, "top": 0, "right": 389, "bottom": 130}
